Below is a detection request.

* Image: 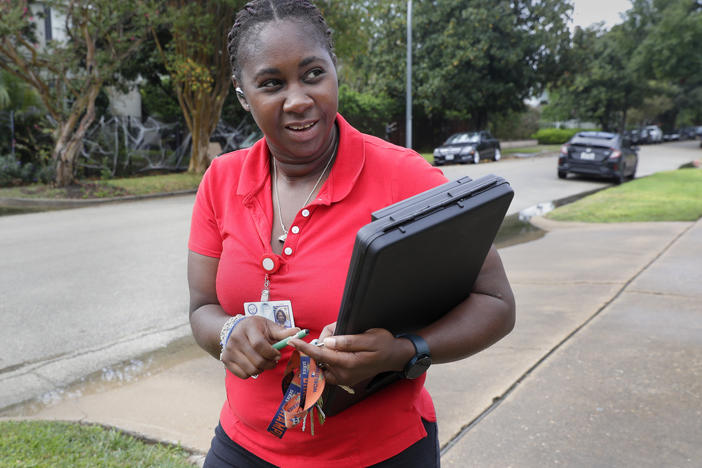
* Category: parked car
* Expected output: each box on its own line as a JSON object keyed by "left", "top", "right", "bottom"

{"left": 557, "top": 131, "right": 638, "bottom": 184}
{"left": 433, "top": 131, "right": 501, "bottom": 165}
{"left": 628, "top": 128, "right": 645, "bottom": 145}
{"left": 644, "top": 125, "right": 663, "bottom": 143}
{"left": 663, "top": 129, "right": 680, "bottom": 142}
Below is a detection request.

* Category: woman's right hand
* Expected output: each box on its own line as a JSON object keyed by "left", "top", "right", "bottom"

{"left": 220, "top": 316, "right": 301, "bottom": 379}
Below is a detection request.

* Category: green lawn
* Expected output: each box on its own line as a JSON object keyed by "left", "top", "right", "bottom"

{"left": 502, "top": 144, "right": 560, "bottom": 155}
{"left": 0, "top": 420, "right": 195, "bottom": 468}
{"left": 0, "top": 173, "right": 202, "bottom": 200}
{"left": 546, "top": 169, "right": 702, "bottom": 222}
{"left": 419, "top": 152, "right": 434, "bottom": 165}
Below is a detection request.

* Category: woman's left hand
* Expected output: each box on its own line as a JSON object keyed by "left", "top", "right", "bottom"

{"left": 289, "top": 328, "right": 414, "bottom": 386}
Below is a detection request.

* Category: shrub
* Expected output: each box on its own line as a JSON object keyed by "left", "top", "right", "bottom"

{"left": 0, "top": 154, "right": 34, "bottom": 186}
{"left": 530, "top": 128, "right": 589, "bottom": 144}
{"left": 338, "top": 84, "right": 393, "bottom": 138}
{"left": 0, "top": 153, "right": 55, "bottom": 187}
{"left": 491, "top": 107, "right": 541, "bottom": 140}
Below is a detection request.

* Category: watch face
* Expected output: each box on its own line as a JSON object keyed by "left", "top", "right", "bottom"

{"left": 406, "top": 356, "right": 432, "bottom": 379}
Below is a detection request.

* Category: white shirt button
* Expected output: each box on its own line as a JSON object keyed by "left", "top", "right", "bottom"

{"left": 301, "top": 209, "right": 310, "bottom": 217}
{"left": 291, "top": 226, "right": 300, "bottom": 234}
{"left": 284, "top": 247, "right": 293, "bottom": 255}
{"left": 262, "top": 257, "right": 275, "bottom": 271}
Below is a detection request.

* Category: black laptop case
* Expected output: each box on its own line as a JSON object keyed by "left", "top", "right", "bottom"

{"left": 321, "top": 174, "right": 514, "bottom": 416}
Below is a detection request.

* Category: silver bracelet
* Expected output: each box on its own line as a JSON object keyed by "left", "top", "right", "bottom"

{"left": 219, "top": 314, "right": 246, "bottom": 361}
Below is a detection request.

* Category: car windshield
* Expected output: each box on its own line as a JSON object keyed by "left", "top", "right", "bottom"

{"left": 445, "top": 132, "right": 480, "bottom": 144}
{"left": 571, "top": 133, "right": 617, "bottom": 148}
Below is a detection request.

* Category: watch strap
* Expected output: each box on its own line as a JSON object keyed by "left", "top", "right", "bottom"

{"left": 396, "top": 333, "right": 431, "bottom": 379}
{"left": 395, "top": 333, "right": 431, "bottom": 358}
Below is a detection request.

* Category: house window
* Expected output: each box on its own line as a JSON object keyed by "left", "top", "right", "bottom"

{"left": 44, "top": 6, "right": 52, "bottom": 42}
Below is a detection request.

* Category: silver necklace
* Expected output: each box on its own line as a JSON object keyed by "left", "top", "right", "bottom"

{"left": 273, "top": 136, "right": 338, "bottom": 244}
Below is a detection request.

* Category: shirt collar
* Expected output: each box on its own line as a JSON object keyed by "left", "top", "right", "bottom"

{"left": 236, "top": 114, "right": 364, "bottom": 206}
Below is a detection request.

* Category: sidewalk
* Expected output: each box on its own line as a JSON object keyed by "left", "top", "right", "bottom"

{"left": 5, "top": 216, "right": 701, "bottom": 467}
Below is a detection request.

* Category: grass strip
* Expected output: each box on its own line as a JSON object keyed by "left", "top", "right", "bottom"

{"left": 0, "top": 173, "right": 202, "bottom": 200}
{"left": 419, "top": 145, "right": 558, "bottom": 165}
{"left": 546, "top": 169, "right": 702, "bottom": 222}
{"left": 419, "top": 152, "right": 434, "bottom": 165}
{"left": 103, "top": 173, "right": 203, "bottom": 196}
{"left": 0, "top": 420, "right": 195, "bottom": 468}
{"left": 503, "top": 144, "right": 560, "bottom": 155}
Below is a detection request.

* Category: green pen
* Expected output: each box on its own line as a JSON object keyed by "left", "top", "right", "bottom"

{"left": 272, "top": 329, "right": 309, "bottom": 350}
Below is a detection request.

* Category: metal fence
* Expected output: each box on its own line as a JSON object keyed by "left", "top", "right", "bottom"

{"left": 1, "top": 110, "right": 258, "bottom": 177}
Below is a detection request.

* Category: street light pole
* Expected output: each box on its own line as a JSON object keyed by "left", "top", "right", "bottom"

{"left": 406, "top": 0, "right": 412, "bottom": 149}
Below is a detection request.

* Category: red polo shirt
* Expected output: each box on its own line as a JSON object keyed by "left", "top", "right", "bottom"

{"left": 189, "top": 115, "right": 447, "bottom": 467}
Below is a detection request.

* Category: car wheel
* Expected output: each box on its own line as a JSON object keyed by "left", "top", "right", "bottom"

{"left": 493, "top": 148, "right": 501, "bottom": 161}
{"left": 614, "top": 170, "right": 626, "bottom": 185}
{"left": 473, "top": 152, "right": 480, "bottom": 164}
{"left": 558, "top": 171, "right": 567, "bottom": 179}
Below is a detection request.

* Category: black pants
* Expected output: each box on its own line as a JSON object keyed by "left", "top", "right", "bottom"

{"left": 203, "top": 419, "right": 440, "bottom": 468}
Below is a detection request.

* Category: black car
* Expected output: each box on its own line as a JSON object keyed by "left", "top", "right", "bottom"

{"left": 558, "top": 131, "right": 638, "bottom": 184}
{"left": 628, "top": 128, "right": 646, "bottom": 145}
{"left": 433, "top": 131, "right": 501, "bottom": 165}
{"left": 679, "top": 127, "right": 697, "bottom": 140}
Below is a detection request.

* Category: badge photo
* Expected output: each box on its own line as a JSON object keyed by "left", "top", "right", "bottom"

{"left": 244, "top": 300, "right": 295, "bottom": 328}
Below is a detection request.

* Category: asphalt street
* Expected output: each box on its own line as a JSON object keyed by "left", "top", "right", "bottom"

{"left": 0, "top": 139, "right": 699, "bottom": 412}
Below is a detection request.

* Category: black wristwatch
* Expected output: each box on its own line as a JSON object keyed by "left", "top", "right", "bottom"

{"left": 396, "top": 333, "right": 432, "bottom": 379}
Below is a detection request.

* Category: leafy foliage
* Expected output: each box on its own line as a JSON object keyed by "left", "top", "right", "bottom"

{"left": 0, "top": 0, "right": 160, "bottom": 186}
{"left": 490, "top": 107, "right": 541, "bottom": 140}
{"left": 544, "top": 0, "right": 702, "bottom": 131}
{"left": 530, "top": 128, "right": 591, "bottom": 145}
{"left": 338, "top": 84, "right": 393, "bottom": 137}
{"left": 139, "top": 77, "right": 185, "bottom": 124}
{"left": 356, "top": 0, "right": 571, "bottom": 133}
{"left": 147, "top": 0, "right": 245, "bottom": 174}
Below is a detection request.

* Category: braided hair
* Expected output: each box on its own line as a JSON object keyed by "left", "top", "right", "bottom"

{"left": 227, "top": 0, "right": 336, "bottom": 80}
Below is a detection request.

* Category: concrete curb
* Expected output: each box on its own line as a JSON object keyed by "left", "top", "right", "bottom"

{"left": 0, "top": 323, "right": 191, "bottom": 414}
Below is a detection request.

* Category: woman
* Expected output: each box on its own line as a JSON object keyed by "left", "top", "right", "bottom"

{"left": 188, "top": 1, "right": 515, "bottom": 466}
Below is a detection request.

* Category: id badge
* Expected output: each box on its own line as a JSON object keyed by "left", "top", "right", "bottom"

{"left": 245, "top": 300, "right": 295, "bottom": 328}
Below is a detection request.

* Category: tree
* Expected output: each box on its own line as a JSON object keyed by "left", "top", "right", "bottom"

{"left": 358, "top": 0, "right": 572, "bottom": 132}
{"left": 0, "top": 0, "right": 158, "bottom": 186}
{"left": 571, "top": 25, "right": 647, "bottom": 130}
{"left": 543, "top": 0, "right": 656, "bottom": 132}
{"left": 632, "top": 0, "right": 702, "bottom": 127}
{"left": 0, "top": 69, "right": 41, "bottom": 112}
{"left": 147, "top": 1, "right": 246, "bottom": 174}
{"left": 545, "top": 0, "right": 702, "bottom": 131}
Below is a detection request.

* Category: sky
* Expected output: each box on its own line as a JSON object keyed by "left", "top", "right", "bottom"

{"left": 571, "top": 0, "right": 633, "bottom": 31}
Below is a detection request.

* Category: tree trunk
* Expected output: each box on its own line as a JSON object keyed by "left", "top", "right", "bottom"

{"left": 52, "top": 82, "right": 102, "bottom": 187}
{"left": 186, "top": 92, "right": 226, "bottom": 174}
{"left": 188, "top": 119, "right": 212, "bottom": 174}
